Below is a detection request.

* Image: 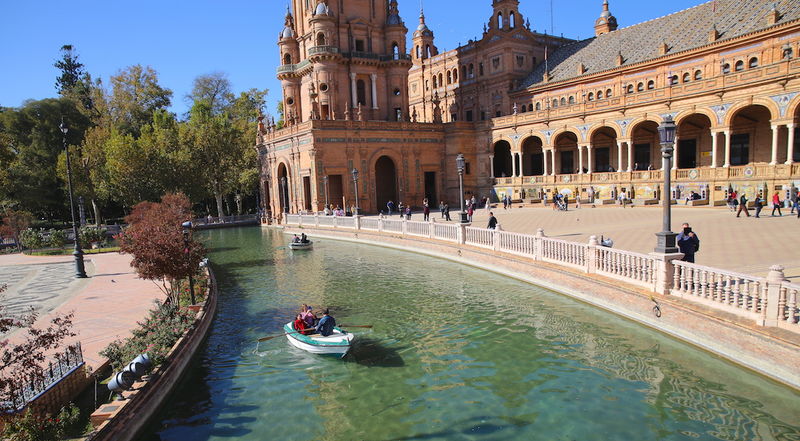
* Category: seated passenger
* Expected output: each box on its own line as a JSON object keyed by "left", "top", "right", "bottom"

{"left": 301, "top": 304, "right": 316, "bottom": 327}
{"left": 292, "top": 234, "right": 301, "bottom": 243}
{"left": 293, "top": 314, "right": 310, "bottom": 335}
{"left": 301, "top": 233, "right": 309, "bottom": 243}
{"left": 314, "top": 309, "right": 336, "bottom": 337}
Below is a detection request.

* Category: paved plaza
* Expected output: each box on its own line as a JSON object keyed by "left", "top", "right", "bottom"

{"left": 391, "top": 204, "right": 800, "bottom": 279}
{"left": 0, "top": 253, "right": 164, "bottom": 370}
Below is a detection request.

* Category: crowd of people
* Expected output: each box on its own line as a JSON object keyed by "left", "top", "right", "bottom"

{"left": 292, "top": 304, "right": 336, "bottom": 337}
{"left": 730, "top": 189, "right": 800, "bottom": 219}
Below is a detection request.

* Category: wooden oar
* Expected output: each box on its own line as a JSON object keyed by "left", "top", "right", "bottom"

{"left": 338, "top": 324, "right": 373, "bottom": 328}
{"left": 257, "top": 330, "right": 304, "bottom": 342}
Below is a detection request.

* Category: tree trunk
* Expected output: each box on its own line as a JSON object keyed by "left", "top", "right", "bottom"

{"left": 215, "top": 192, "right": 225, "bottom": 218}
{"left": 91, "top": 199, "right": 102, "bottom": 226}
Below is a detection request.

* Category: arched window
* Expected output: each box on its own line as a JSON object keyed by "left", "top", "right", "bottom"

{"left": 606, "top": 88, "right": 613, "bottom": 97}
{"left": 426, "top": 45, "right": 432, "bottom": 58}
{"left": 722, "top": 63, "right": 731, "bottom": 74}
{"left": 560, "top": 97, "right": 566, "bottom": 106}
{"left": 626, "top": 84, "right": 634, "bottom": 94}
{"left": 415, "top": 45, "right": 420, "bottom": 59}
{"left": 356, "top": 79, "right": 366, "bottom": 106}
{"left": 479, "top": 63, "right": 484, "bottom": 76}
{"left": 520, "top": 105, "right": 527, "bottom": 113}
{"left": 425, "top": 80, "right": 429, "bottom": 90}
{"left": 498, "top": 12, "right": 504, "bottom": 28}
{"left": 670, "top": 75, "right": 679, "bottom": 85}
{"left": 748, "top": 57, "right": 758, "bottom": 68}
{"left": 587, "top": 92, "right": 594, "bottom": 101}
{"left": 647, "top": 80, "right": 655, "bottom": 90}
{"left": 535, "top": 102, "right": 541, "bottom": 111}
{"left": 682, "top": 72, "right": 690, "bottom": 83}
{"left": 597, "top": 90, "right": 604, "bottom": 99}
{"left": 432, "top": 75, "right": 438, "bottom": 88}
{"left": 694, "top": 70, "right": 702, "bottom": 80}
{"left": 637, "top": 82, "right": 644, "bottom": 92}
{"left": 568, "top": 96, "right": 575, "bottom": 104}
{"left": 510, "top": 12, "right": 516, "bottom": 28}
{"left": 392, "top": 43, "right": 400, "bottom": 60}
{"left": 453, "top": 69, "right": 458, "bottom": 82}
{"left": 552, "top": 99, "right": 558, "bottom": 108}
{"left": 468, "top": 63, "right": 474, "bottom": 78}
{"left": 438, "top": 73, "right": 443, "bottom": 87}
{"left": 734, "top": 60, "right": 744, "bottom": 71}
{"left": 316, "top": 32, "right": 326, "bottom": 46}
{"left": 447, "top": 71, "right": 452, "bottom": 84}
{"left": 283, "top": 53, "right": 292, "bottom": 65}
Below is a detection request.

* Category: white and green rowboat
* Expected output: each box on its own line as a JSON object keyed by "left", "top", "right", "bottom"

{"left": 284, "top": 322, "right": 354, "bottom": 358}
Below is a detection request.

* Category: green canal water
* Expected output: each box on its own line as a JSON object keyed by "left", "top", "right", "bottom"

{"left": 144, "top": 227, "right": 800, "bottom": 441}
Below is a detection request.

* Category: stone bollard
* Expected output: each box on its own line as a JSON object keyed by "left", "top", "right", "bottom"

{"left": 314, "top": 213, "right": 320, "bottom": 227}
{"left": 534, "top": 228, "right": 545, "bottom": 261}
{"left": 354, "top": 215, "right": 361, "bottom": 231}
{"left": 760, "top": 265, "right": 787, "bottom": 327}
{"left": 492, "top": 225, "right": 501, "bottom": 252}
{"left": 586, "top": 235, "right": 599, "bottom": 274}
{"left": 649, "top": 251, "right": 685, "bottom": 295}
{"left": 457, "top": 223, "right": 467, "bottom": 245}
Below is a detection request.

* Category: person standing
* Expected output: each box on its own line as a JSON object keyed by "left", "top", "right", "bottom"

{"left": 467, "top": 203, "right": 474, "bottom": 222}
{"left": 575, "top": 193, "right": 581, "bottom": 209}
{"left": 771, "top": 192, "right": 783, "bottom": 216}
{"left": 439, "top": 201, "right": 446, "bottom": 219}
{"left": 470, "top": 196, "right": 476, "bottom": 210}
{"left": 444, "top": 202, "right": 451, "bottom": 221}
{"left": 485, "top": 196, "right": 491, "bottom": 213}
{"left": 487, "top": 212, "right": 498, "bottom": 229}
{"left": 405, "top": 205, "right": 412, "bottom": 220}
{"left": 619, "top": 190, "right": 628, "bottom": 208}
{"left": 398, "top": 201, "right": 404, "bottom": 217}
{"left": 676, "top": 223, "right": 700, "bottom": 263}
{"left": 736, "top": 193, "right": 749, "bottom": 217}
{"left": 588, "top": 187, "right": 595, "bottom": 207}
{"left": 386, "top": 200, "right": 395, "bottom": 216}
{"left": 754, "top": 195, "right": 764, "bottom": 218}
{"left": 423, "top": 199, "right": 430, "bottom": 221}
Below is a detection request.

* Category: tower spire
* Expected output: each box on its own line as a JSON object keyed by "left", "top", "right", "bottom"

{"left": 594, "top": 0, "right": 618, "bottom": 36}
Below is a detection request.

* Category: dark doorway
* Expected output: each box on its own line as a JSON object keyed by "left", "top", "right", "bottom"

{"left": 529, "top": 153, "right": 544, "bottom": 175}
{"left": 303, "top": 176, "right": 312, "bottom": 211}
{"left": 277, "top": 163, "right": 291, "bottom": 213}
{"left": 731, "top": 134, "right": 750, "bottom": 166}
{"left": 560, "top": 151, "right": 574, "bottom": 174}
{"left": 595, "top": 147, "right": 611, "bottom": 172}
{"left": 329, "top": 175, "right": 344, "bottom": 210}
{"left": 634, "top": 143, "right": 651, "bottom": 170}
{"left": 493, "top": 141, "right": 513, "bottom": 177}
{"left": 678, "top": 139, "right": 697, "bottom": 169}
{"left": 424, "top": 172, "right": 437, "bottom": 203}
{"left": 375, "top": 156, "right": 398, "bottom": 213}
{"left": 795, "top": 127, "right": 800, "bottom": 162}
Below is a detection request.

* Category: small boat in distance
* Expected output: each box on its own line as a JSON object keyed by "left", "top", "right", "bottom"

{"left": 288, "top": 241, "right": 313, "bottom": 250}
{"left": 284, "top": 322, "right": 354, "bottom": 358}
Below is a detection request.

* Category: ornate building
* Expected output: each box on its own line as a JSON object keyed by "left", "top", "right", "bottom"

{"left": 258, "top": 0, "right": 800, "bottom": 219}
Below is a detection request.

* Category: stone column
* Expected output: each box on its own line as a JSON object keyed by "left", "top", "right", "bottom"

{"left": 760, "top": 265, "right": 787, "bottom": 327}
{"left": 586, "top": 235, "right": 598, "bottom": 274}
{"left": 587, "top": 146, "right": 594, "bottom": 174}
{"left": 512, "top": 152, "right": 518, "bottom": 177}
{"left": 672, "top": 135, "right": 679, "bottom": 170}
{"left": 723, "top": 130, "right": 732, "bottom": 168}
{"left": 626, "top": 141, "right": 633, "bottom": 172}
{"left": 617, "top": 141, "right": 624, "bottom": 172}
{"left": 650, "top": 252, "right": 685, "bottom": 295}
{"left": 710, "top": 131, "right": 720, "bottom": 168}
{"left": 350, "top": 73, "right": 358, "bottom": 107}
{"left": 489, "top": 154, "right": 495, "bottom": 178}
{"left": 770, "top": 124, "right": 780, "bottom": 165}
{"left": 578, "top": 145, "right": 584, "bottom": 174}
{"left": 787, "top": 124, "right": 796, "bottom": 165}
{"left": 543, "top": 150, "right": 550, "bottom": 176}
{"left": 370, "top": 73, "right": 379, "bottom": 109}
{"left": 550, "top": 148, "right": 557, "bottom": 176}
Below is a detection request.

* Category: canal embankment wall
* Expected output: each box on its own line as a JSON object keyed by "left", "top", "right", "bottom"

{"left": 277, "top": 217, "right": 800, "bottom": 391}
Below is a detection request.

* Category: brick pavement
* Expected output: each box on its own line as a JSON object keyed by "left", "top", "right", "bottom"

{"left": 0, "top": 253, "right": 164, "bottom": 370}
{"left": 395, "top": 203, "right": 800, "bottom": 279}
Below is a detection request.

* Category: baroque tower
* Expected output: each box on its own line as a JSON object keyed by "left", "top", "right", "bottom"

{"left": 594, "top": 0, "right": 618, "bottom": 36}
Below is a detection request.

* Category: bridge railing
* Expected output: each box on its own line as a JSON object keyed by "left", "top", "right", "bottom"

{"left": 283, "top": 213, "right": 797, "bottom": 335}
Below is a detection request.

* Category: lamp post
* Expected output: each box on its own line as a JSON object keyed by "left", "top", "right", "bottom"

{"left": 655, "top": 116, "right": 679, "bottom": 253}
{"left": 323, "top": 175, "right": 330, "bottom": 210}
{"left": 456, "top": 153, "right": 469, "bottom": 223}
{"left": 61, "top": 121, "right": 87, "bottom": 278}
{"left": 181, "top": 221, "right": 196, "bottom": 305}
{"left": 280, "top": 177, "right": 289, "bottom": 214}
{"left": 351, "top": 168, "right": 360, "bottom": 216}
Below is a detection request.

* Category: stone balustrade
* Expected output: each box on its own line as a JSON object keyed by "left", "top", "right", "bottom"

{"left": 287, "top": 213, "right": 799, "bottom": 335}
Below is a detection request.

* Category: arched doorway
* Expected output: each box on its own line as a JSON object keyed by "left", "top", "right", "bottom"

{"left": 677, "top": 114, "right": 713, "bottom": 169}
{"left": 493, "top": 141, "right": 513, "bottom": 177}
{"left": 277, "top": 163, "right": 291, "bottom": 213}
{"left": 553, "top": 132, "right": 578, "bottom": 174}
{"left": 375, "top": 156, "right": 398, "bottom": 213}
{"left": 630, "top": 121, "right": 659, "bottom": 170}
{"left": 521, "top": 137, "right": 544, "bottom": 176}
{"left": 729, "top": 105, "right": 773, "bottom": 165}
{"left": 590, "top": 127, "right": 618, "bottom": 172}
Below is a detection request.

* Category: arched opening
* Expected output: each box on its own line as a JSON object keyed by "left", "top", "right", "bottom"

{"left": 749, "top": 57, "right": 759, "bottom": 68}
{"left": 316, "top": 32, "right": 326, "bottom": 46}
{"left": 554, "top": 132, "right": 579, "bottom": 174}
{"left": 590, "top": 127, "right": 618, "bottom": 172}
{"left": 793, "top": 105, "right": 800, "bottom": 163}
{"left": 535, "top": 102, "right": 541, "bottom": 111}
{"left": 498, "top": 12, "right": 504, "bottom": 29}
{"left": 637, "top": 82, "right": 644, "bottom": 91}
{"left": 426, "top": 45, "right": 432, "bottom": 58}
{"left": 560, "top": 97, "right": 566, "bottom": 106}
{"left": 375, "top": 156, "right": 398, "bottom": 212}
{"left": 356, "top": 79, "right": 366, "bottom": 106}
{"left": 510, "top": 12, "right": 516, "bottom": 28}
{"left": 432, "top": 75, "right": 438, "bottom": 88}
{"left": 677, "top": 114, "right": 713, "bottom": 169}
{"left": 630, "top": 121, "right": 659, "bottom": 170}
{"left": 729, "top": 105, "right": 774, "bottom": 166}
{"left": 468, "top": 64, "right": 474, "bottom": 78}
{"left": 694, "top": 70, "right": 702, "bottom": 80}
{"left": 392, "top": 42, "right": 400, "bottom": 59}
{"left": 416, "top": 45, "right": 420, "bottom": 58}
{"left": 493, "top": 141, "right": 513, "bottom": 177}
{"left": 438, "top": 73, "right": 443, "bottom": 87}
{"left": 734, "top": 60, "right": 744, "bottom": 71}
{"left": 568, "top": 96, "right": 575, "bottom": 105}
{"left": 647, "top": 80, "right": 655, "bottom": 90}
{"left": 453, "top": 68, "right": 458, "bottom": 82}
{"left": 521, "top": 137, "right": 544, "bottom": 176}
{"left": 682, "top": 72, "right": 690, "bottom": 83}
{"left": 447, "top": 71, "right": 452, "bottom": 84}
{"left": 283, "top": 53, "right": 292, "bottom": 65}
{"left": 277, "top": 163, "right": 292, "bottom": 213}
{"left": 606, "top": 88, "right": 613, "bottom": 97}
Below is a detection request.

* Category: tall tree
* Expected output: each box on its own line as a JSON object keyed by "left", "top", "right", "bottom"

{"left": 54, "top": 45, "right": 85, "bottom": 96}
{"left": 109, "top": 65, "right": 172, "bottom": 137}
{"left": 186, "top": 72, "right": 235, "bottom": 116}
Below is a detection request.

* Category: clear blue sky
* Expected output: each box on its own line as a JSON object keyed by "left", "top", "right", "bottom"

{"left": 1, "top": 0, "right": 706, "bottom": 117}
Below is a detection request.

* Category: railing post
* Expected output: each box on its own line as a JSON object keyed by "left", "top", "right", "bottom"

{"left": 492, "top": 225, "right": 502, "bottom": 252}
{"left": 314, "top": 213, "right": 320, "bottom": 227}
{"left": 587, "top": 235, "right": 598, "bottom": 274}
{"left": 649, "top": 251, "right": 684, "bottom": 295}
{"left": 760, "top": 265, "right": 786, "bottom": 327}
{"left": 429, "top": 218, "right": 435, "bottom": 239}
{"left": 298, "top": 214, "right": 303, "bottom": 227}
{"left": 534, "top": 228, "right": 545, "bottom": 261}
{"left": 378, "top": 215, "right": 384, "bottom": 233}
{"left": 401, "top": 218, "right": 408, "bottom": 237}
{"left": 457, "top": 223, "right": 467, "bottom": 245}
{"left": 354, "top": 215, "right": 361, "bottom": 231}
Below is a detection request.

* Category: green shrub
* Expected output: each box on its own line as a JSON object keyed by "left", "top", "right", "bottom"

{"left": 47, "top": 229, "right": 67, "bottom": 249}
{"left": 2, "top": 404, "right": 81, "bottom": 441}
{"left": 18, "top": 229, "right": 45, "bottom": 250}
{"left": 78, "top": 226, "right": 107, "bottom": 248}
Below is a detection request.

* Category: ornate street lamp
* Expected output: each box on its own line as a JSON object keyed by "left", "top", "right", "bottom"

{"left": 456, "top": 154, "right": 469, "bottom": 223}
{"left": 655, "top": 116, "right": 679, "bottom": 254}
{"left": 181, "top": 221, "right": 196, "bottom": 305}
{"left": 280, "top": 177, "right": 289, "bottom": 214}
{"left": 61, "top": 120, "right": 87, "bottom": 278}
{"left": 323, "top": 175, "right": 330, "bottom": 210}
{"left": 351, "top": 168, "right": 360, "bottom": 216}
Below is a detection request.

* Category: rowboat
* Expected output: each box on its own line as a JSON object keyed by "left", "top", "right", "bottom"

{"left": 288, "top": 241, "right": 313, "bottom": 250}
{"left": 284, "top": 322, "right": 354, "bottom": 358}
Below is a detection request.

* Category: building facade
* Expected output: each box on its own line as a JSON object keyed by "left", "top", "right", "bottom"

{"left": 258, "top": 0, "right": 800, "bottom": 219}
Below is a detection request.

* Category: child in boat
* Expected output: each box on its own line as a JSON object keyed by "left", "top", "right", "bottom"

{"left": 293, "top": 314, "right": 311, "bottom": 335}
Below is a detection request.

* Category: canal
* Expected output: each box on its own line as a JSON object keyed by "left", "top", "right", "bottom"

{"left": 143, "top": 227, "right": 800, "bottom": 441}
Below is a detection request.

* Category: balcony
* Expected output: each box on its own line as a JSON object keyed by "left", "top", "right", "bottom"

{"left": 308, "top": 45, "right": 340, "bottom": 56}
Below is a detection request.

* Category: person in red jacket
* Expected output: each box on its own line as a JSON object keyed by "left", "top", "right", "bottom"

{"left": 772, "top": 192, "right": 783, "bottom": 217}
{"left": 293, "top": 314, "right": 310, "bottom": 335}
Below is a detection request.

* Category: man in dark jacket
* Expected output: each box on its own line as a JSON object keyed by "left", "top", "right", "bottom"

{"left": 676, "top": 223, "right": 700, "bottom": 263}
{"left": 487, "top": 212, "right": 498, "bottom": 229}
{"left": 736, "top": 194, "right": 750, "bottom": 217}
{"left": 315, "top": 309, "right": 336, "bottom": 336}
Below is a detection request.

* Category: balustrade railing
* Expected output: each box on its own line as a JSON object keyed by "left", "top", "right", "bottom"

{"left": 672, "top": 261, "right": 765, "bottom": 319}
{"left": 281, "top": 214, "right": 797, "bottom": 334}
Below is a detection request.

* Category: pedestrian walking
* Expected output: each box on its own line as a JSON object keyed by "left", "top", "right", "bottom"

{"left": 575, "top": 194, "right": 581, "bottom": 209}
{"left": 423, "top": 199, "right": 430, "bottom": 221}
{"left": 444, "top": 203, "right": 451, "bottom": 221}
{"left": 470, "top": 196, "right": 476, "bottom": 210}
{"left": 398, "top": 201, "right": 404, "bottom": 217}
{"left": 485, "top": 196, "right": 491, "bottom": 213}
{"left": 754, "top": 195, "right": 763, "bottom": 218}
{"left": 405, "top": 205, "right": 412, "bottom": 220}
{"left": 771, "top": 192, "right": 783, "bottom": 216}
{"left": 503, "top": 196, "right": 508, "bottom": 210}
{"left": 467, "top": 204, "right": 474, "bottom": 222}
{"left": 676, "top": 223, "right": 700, "bottom": 263}
{"left": 619, "top": 190, "right": 628, "bottom": 208}
{"left": 487, "top": 212, "right": 498, "bottom": 229}
{"left": 439, "top": 201, "right": 445, "bottom": 219}
{"left": 790, "top": 189, "right": 798, "bottom": 214}
{"left": 507, "top": 195, "right": 513, "bottom": 210}
{"left": 386, "top": 200, "right": 395, "bottom": 216}
{"left": 728, "top": 191, "right": 738, "bottom": 212}
{"left": 736, "top": 193, "right": 750, "bottom": 217}
{"left": 563, "top": 194, "right": 569, "bottom": 211}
